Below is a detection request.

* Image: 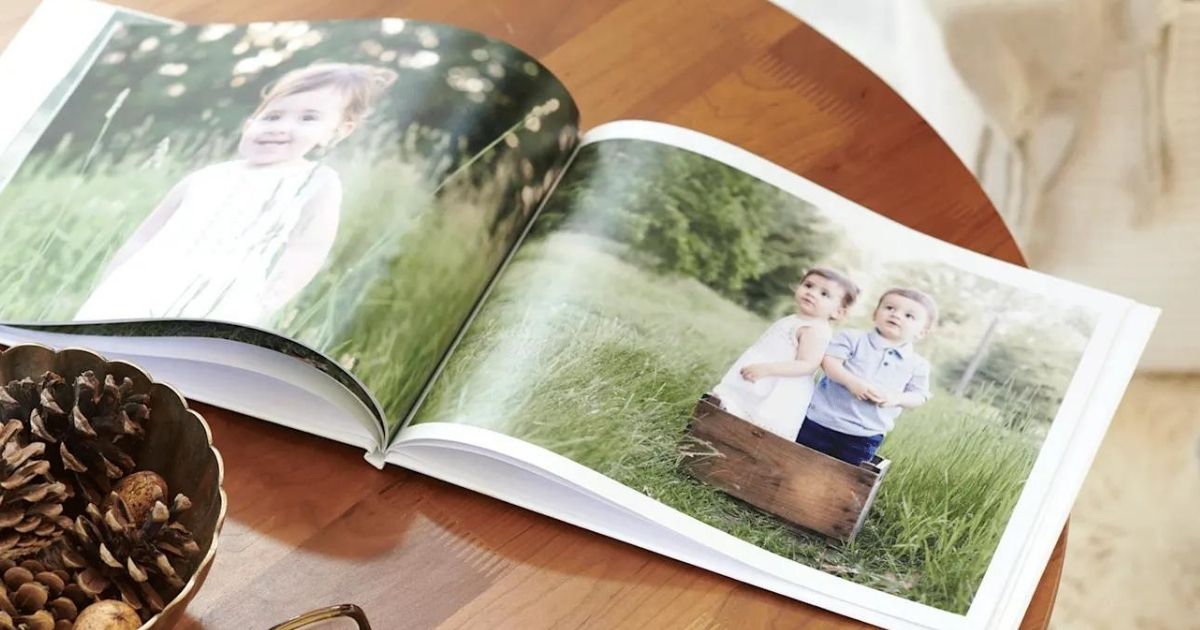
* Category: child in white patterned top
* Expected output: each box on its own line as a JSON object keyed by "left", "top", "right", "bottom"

{"left": 712, "top": 268, "right": 860, "bottom": 440}
{"left": 76, "top": 62, "right": 397, "bottom": 326}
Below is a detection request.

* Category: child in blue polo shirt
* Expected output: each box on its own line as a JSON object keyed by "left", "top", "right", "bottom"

{"left": 798, "top": 288, "right": 938, "bottom": 465}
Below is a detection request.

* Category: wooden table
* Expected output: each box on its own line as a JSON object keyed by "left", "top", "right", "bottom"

{"left": 0, "top": 0, "right": 1063, "bottom": 627}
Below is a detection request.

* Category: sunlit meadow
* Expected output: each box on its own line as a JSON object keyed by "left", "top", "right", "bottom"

{"left": 417, "top": 232, "right": 1045, "bottom": 614}
{"left": 0, "top": 19, "right": 580, "bottom": 434}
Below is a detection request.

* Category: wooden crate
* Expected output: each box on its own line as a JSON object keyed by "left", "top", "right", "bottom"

{"left": 680, "top": 396, "right": 890, "bottom": 543}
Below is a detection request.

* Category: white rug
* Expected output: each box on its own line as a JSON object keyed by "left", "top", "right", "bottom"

{"left": 1052, "top": 374, "right": 1200, "bottom": 629}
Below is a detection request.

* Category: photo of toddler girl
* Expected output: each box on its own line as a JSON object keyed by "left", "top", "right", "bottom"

{"left": 711, "top": 267, "right": 860, "bottom": 440}
{"left": 75, "top": 62, "right": 398, "bottom": 326}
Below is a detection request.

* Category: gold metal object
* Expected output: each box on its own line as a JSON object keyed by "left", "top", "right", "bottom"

{"left": 269, "top": 604, "right": 373, "bottom": 629}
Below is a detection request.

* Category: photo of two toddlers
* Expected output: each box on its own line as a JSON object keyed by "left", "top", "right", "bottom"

{"left": 712, "top": 267, "right": 936, "bottom": 466}
{"left": 410, "top": 136, "right": 1099, "bottom": 611}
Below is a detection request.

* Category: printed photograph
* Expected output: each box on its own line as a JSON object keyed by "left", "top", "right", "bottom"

{"left": 414, "top": 137, "right": 1099, "bottom": 613}
{"left": 0, "top": 19, "right": 579, "bottom": 430}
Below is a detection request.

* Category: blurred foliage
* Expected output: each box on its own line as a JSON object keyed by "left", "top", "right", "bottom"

{"left": 37, "top": 20, "right": 576, "bottom": 173}
{"left": 869, "top": 261, "right": 1095, "bottom": 430}
{"left": 539, "top": 140, "right": 840, "bottom": 316}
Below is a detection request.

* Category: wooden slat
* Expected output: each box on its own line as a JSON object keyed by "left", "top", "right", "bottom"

{"left": 683, "top": 399, "right": 883, "bottom": 542}
{"left": 852, "top": 457, "right": 890, "bottom": 537}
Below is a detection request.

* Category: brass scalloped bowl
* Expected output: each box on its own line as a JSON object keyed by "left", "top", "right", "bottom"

{"left": 0, "top": 344, "right": 227, "bottom": 629}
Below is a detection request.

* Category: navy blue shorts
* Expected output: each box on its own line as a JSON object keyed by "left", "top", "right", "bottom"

{"left": 795, "top": 419, "right": 883, "bottom": 465}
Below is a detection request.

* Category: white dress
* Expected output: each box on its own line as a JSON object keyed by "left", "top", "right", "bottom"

{"left": 711, "top": 315, "right": 828, "bottom": 440}
{"left": 76, "top": 159, "right": 331, "bottom": 326}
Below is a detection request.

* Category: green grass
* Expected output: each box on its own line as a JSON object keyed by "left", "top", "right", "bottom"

{"left": 417, "top": 231, "right": 1041, "bottom": 613}
{"left": 273, "top": 152, "right": 519, "bottom": 436}
{"left": 0, "top": 154, "right": 184, "bottom": 320}
{"left": 0, "top": 125, "right": 529, "bottom": 434}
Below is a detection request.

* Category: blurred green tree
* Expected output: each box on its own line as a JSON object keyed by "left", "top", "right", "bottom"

{"left": 541, "top": 140, "right": 839, "bottom": 316}
{"left": 877, "top": 261, "right": 1095, "bottom": 428}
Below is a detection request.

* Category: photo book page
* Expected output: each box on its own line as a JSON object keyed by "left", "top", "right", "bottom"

{"left": 0, "top": 0, "right": 581, "bottom": 455}
{"left": 393, "top": 121, "right": 1157, "bottom": 629}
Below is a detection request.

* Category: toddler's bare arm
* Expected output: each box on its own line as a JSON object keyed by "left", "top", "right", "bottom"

{"left": 877, "top": 391, "right": 927, "bottom": 408}
{"left": 878, "top": 365, "right": 932, "bottom": 408}
{"left": 820, "top": 355, "right": 879, "bottom": 401}
{"left": 740, "top": 324, "right": 830, "bottom": 380}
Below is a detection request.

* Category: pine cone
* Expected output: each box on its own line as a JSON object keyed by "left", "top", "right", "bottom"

{"left": 0, "top": 372, "right": 148, "bottom": 506}
{"left": 0, "top": 421, "right": 71, "bottom": 561}
{"left": 0, "top": 558, "right": 88, "bottom": 630}
{"left": 58, "top": 492, "right": 198, "bottom": 620}
{"left": 0, "top": 382, "right": 36, "bottom": 424}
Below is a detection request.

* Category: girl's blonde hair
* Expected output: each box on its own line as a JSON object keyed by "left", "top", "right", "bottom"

{"left": 253, "top": 62, "right": 399, "bottom": 126}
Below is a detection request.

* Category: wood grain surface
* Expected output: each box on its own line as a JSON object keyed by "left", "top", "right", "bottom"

{"left": 683, "top": 398, "right": 886, "bottom": 543}
{"left": 0, "top": 0, "right": 1063, "bottom": 628}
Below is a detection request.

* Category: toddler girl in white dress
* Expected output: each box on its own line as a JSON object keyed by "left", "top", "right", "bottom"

{"left": 75, "top": 62, "right": 397, "bottom": 326}
{"left": 712, "top": 268, "right": 860, "bottom": 440}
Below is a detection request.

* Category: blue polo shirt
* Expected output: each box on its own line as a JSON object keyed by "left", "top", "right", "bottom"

{"left": 806, "top": 329, "right": 931, "bottom": 437}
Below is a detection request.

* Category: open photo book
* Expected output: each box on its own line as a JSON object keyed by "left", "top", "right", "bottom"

{"left": 0, "top": 1, "right": 1159, "bottom": 628}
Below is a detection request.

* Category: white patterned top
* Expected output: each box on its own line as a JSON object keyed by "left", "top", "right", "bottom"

{"left": 76, "top": 159, "right": 337, "bottom": 326}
